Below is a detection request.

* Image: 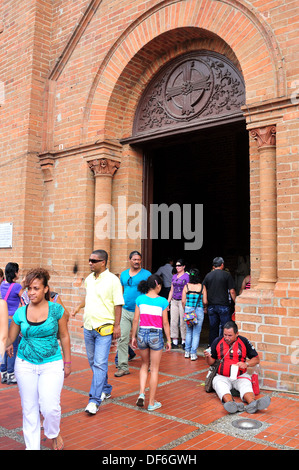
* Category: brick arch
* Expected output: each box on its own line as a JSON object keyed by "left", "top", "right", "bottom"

{"left": 81, "top": 0, "right": 286, "bottom": 144}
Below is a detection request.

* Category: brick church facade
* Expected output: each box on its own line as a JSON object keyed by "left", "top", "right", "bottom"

{"left": 0, "top": 0, "right": 298, "bottom": 392}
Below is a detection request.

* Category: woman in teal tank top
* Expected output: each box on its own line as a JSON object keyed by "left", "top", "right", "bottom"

{"left": 182, "top": 269, "right": 206, "bottom": 360}
{"left": 6, "top": 268, "right": 71, "bottom": 450}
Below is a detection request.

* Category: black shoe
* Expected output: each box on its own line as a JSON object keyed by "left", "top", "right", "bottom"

{"left": 171, "top": 342, "right": 179, "bottom": 349}
{"left": 129, "top": 353, "right": 136, "bottom": 361}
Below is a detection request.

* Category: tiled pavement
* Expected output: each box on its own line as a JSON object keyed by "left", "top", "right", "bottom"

{"left": 0, "top": 347, "right": 298, "bottom": 451}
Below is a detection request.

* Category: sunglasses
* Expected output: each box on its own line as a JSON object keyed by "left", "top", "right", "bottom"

{"left": 176, "top": 264, "right": 182, "bottom": 267}
{"left": 89, "top": 259, "right": 104, "bottom": 264}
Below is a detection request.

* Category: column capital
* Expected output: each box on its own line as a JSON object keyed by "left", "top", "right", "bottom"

{"left": 88, "top": 158, "right": 120, "bottom": 177}
{"left": 250, "top": 125, "right": 276, "bottom": 148}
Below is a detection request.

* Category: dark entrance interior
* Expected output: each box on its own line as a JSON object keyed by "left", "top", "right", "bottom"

{"left": 142, "top": 120, "right": 250, "bottom": 345}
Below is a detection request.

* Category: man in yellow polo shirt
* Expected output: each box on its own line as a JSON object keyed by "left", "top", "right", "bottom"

{"left": 72, "top": 249, "right": 124, "bottom": 415}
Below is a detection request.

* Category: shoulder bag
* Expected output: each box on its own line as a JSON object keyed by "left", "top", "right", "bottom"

{"left": 4, "top": 283, "right": 14, "bottom": 302}
{"left": 204, "top": 343, "right": 234, "bottom": 393}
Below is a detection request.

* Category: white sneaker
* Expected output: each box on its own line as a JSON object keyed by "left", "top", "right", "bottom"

{"left": 85, "top": 402, "right": 99, "bottom": 415}
{"left": 191, "top": 354, "right": 197, "bottom": 361}
{"left": 100, "top": 392, "right": 111, "bottom": 401}
{"left": 7, "top": 373, "right": 17, "bottom": 384}
{"left": 185, "top": 351, "right": 190, "bottom": 358}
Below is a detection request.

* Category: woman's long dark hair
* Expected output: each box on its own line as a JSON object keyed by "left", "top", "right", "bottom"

{"left": 5, "top": 262, "right": 19, "bottom": 283}
{"left": 138, "top": 274, "right": 163, "bottom": 294}
{"left": 188, "top": 268, "right": 201, "bottom": 284}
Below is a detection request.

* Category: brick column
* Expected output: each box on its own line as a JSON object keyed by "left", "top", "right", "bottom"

{"left": 250, "top": 125, "right": 277, "bottom": 288}
{"left": 87, "top": 158, "right": 120, "bottom": 255}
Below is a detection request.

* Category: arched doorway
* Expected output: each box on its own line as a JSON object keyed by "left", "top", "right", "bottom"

{"left": 122, "top": 50, "right": 249, "bottom": 346}
{"left": 125, "top": 51, "right": 249, "bottom": 273}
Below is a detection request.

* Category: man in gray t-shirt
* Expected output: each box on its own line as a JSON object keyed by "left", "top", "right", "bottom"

{"left": 155, "top": 258, "right": 174, "bottom": 299}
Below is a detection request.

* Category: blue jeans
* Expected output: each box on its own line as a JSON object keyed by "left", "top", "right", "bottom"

{"left": 184, "top": 307, "right": 204, "bottom": 354}
{"left": 84, "top": 328, "right": 113, "bottom": 406}
{"left": 137, "top": 328, "right": 164, "bottom": 351}
{"left": 208, "top": 304, "right": 232, "bottom": 345}
{"left": 1, "top": 318, "right": 19, "bottom": 374}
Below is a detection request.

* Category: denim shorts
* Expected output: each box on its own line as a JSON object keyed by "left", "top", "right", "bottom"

{"left": 137, "top": 328, "right": 164, "bottom": 351}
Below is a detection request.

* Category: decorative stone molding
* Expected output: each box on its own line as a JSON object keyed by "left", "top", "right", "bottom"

{"left": 88, "top": 158, "right": 120, "bottom": 177}
{"left": 250, "top": 125, "right": 276, "bottom": 148}
{"left": 40, "top": 154, "right": 55, "bottom": 182}
{"left": 131, "top": 50, "right": 245, "bottom": 142}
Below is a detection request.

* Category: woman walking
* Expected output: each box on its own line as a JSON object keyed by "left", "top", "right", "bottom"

{"left": 6, "top": 268, "right": 71, "bottom": 450}
{"left": 182, "top": 268, "right": 206, "bottom": 360}
{"left": 167, "top": 259, "right": 189, "bottom": 349}
{"left": 0, "top": 300, "right": 8, "bottom": 364}
{"left": 131, "top": 274, "right": 171, "bottom": 411}
{"left": 1, "top": 262, "right": 23, "bottom": 384}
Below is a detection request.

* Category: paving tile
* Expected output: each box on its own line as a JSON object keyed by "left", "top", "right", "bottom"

{"left": 1, "top": 350, "right": 298, "bottom": 451}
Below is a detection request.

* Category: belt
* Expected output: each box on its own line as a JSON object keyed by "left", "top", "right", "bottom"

{"left": 140, "top": 327, "right": 160, "bottom": 332}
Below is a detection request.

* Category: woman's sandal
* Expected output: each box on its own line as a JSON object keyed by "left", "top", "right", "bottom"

{"left": 52, "top": 434, "right": 64, "bottom": 450}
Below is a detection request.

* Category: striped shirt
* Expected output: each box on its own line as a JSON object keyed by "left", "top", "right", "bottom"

{"left": 211, "top": 336, "right": 258, "bottom": 377}
{"left": 136, "top": 294, "right": 169, "bottom": 330}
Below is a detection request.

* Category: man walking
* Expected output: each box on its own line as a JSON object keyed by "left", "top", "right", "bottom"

{"left": 115, "top": 251, "right": 151, "bottom": 377}
{"left": 203, "top": 257, "right": 236, "bottom": 346}
{"left": 72, "top": 250, "right": 124, "bottom": 414}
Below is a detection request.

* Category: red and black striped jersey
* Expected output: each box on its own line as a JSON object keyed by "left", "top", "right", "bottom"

{"left": 211, "top": 335, "right": 258, "bottom": 377}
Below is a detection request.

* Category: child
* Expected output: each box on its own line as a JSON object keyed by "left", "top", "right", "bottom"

{"left": 131, "top": 274, "right": 171, "bottom": 411}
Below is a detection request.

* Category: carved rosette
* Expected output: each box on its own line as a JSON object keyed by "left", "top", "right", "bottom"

{"left": 88, "top": 158, "right": 120, "bottom": 177}
{"left": 250, "top": 126, "right": 276, "bottom": 148}
{"left": 133, "top": 50, "right": 245, "bottom": 137}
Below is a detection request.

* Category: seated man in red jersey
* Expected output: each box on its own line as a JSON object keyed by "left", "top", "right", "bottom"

{"left": 204, "top": 321, "right": 271, "bottom": 414}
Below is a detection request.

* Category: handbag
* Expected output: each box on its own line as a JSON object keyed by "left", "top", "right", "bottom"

{"left": 183, "top": 310, "right": 197, "bottom": 326}
{"left": 205, "top": 359, "right": 221, "bottom": 393}
{"left": 237, "top": 371, "right": 260, "bottom": 395}
{"left": 204, "top": 344, "right": 234, "bottom": 393}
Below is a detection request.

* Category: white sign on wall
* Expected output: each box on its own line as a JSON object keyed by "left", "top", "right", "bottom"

{"left": 0, "top": 223, "right": 13, "bottom": 248}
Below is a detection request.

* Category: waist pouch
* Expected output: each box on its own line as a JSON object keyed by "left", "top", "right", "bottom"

{"left": 95, "top": 324, "right": 114, "bottom": 336}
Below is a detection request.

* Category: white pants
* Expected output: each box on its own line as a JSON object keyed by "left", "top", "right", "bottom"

{"left": 170, "top": 299, "right": 186, "bottom": 341}
{"left": 212, "top": 373, "right": 253, "bottom": 401}
{"left": 15, "top": 356, "right": 64, "bottom": 450}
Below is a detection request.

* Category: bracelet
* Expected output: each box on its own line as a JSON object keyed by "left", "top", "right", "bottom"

{"left": 64, "top": 361, "right": 71, "bottom": 364}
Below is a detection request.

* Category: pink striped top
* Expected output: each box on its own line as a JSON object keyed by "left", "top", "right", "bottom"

{"left": 136, "top": 294, "right": 169, "bottom": 329}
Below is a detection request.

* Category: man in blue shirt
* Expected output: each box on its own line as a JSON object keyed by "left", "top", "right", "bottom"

{"left": 115, "top": 251, "right": 151, "bottom": 377}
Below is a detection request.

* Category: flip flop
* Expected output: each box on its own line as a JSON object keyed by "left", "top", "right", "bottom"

{"left": 52, "top": 434, "right": 64, "bottom": 450}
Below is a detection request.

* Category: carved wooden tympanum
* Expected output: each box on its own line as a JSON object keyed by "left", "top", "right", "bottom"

{"left": 133, "top": 51, "right": 245, "bottom": 138}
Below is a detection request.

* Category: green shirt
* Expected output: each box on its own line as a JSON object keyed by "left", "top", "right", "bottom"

{"left": 13, "top": 302, "right": 64, "bottom": 365}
